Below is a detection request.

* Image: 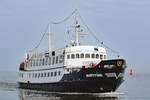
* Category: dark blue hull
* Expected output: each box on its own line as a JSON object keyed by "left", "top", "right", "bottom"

{"left": 18, "top": 59, "right": 126, "bottom": 93}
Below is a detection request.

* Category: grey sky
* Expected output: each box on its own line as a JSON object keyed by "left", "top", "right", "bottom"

{"left": 0, "top": 0, "right": 150, "bottom": 73}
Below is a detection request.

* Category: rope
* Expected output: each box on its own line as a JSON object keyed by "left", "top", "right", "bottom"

{"left": 29, "top": 9, "right": 119, "bottom": 55}
{"left": 51, "top": 10, "right": 76, "bottom": 25}
{"left": 77, "top": 10, "right": 119, "bottom": 55}
{"left": 78, "top": 11, "right": 102, "bottom": 44}
{"left": 29, "top": 10, "right": 76, "bottom": 53}
{"left": 29, "top": 24, "right": 48, "bottom": 52}
{"left": 101, "top": 43, "right": 119, "bottom": 54}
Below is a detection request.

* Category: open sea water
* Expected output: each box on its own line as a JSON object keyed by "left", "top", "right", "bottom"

{"left": 0, "top": 70, "right": 149, "bottom": 100}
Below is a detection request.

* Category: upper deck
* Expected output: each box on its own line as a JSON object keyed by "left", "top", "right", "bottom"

{"left": 64, "top": 45, "right": 107, "bottom": 68}
{"left": 21, "top": 45, "right": 107, "bottom": 70}
{"left": 65, "top": 45, "right": 106, "bottom": 53}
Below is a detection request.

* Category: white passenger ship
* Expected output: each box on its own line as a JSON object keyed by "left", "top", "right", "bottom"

{"left": 18, "top": 10, "right": 127, "bottom": 93}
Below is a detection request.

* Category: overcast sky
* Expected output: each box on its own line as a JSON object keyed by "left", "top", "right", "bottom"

{"left": 0, "top": 0, "right": 150, "bottom": 73}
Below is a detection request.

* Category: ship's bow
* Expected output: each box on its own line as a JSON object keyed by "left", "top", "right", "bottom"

{"left": 77, "top": 59, "right": 127, "bottom": 93}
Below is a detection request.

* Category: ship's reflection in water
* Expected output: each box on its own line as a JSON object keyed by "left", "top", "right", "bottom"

{"left": 18, "top": 89, "right": 123, "bottom": 100}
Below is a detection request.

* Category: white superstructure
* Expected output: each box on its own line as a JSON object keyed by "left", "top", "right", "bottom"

{"left": 19, "top": 45, "right": 107, "bottom": 83}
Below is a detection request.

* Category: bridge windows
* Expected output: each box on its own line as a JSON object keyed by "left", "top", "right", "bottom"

{"left": 75, "top": 54, "right": 79, "bottom": 58}
{"left": 80, "top": 53, "right": 84, "bottom": 58}
{"left": 66, "top": 53, "right": 105, "bottom": 60}
{"left": 76, "top": 54, "right": 79, "bottom": 58}
{"left": 67, "top": 55, "right": 70, "bottom": 59}
{"left": 71, "top": 54, "right": 75, "bottom": 59}
{"left": 96, "top": 54, "right": 99, "bottom": 59}
{"left": 100, "top": 55, "right": 103, "bottom": 59}
{"left": 85, "top": 54, "right": 90, "bottom": 58}
{"left": 91, "top": 54, "right": 95, "bottom": 58}
{"left": 104, "top": 55, "right": 106, "bottom": 59}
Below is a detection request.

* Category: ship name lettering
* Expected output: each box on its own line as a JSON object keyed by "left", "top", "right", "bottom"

{"left": 86, "top": 74, "right": 103, "bottom": 77}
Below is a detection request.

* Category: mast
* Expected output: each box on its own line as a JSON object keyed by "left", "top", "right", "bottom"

{"left": 48, "top": 23, "right": 51, "bottom": 52}
{"left": 74, "top": 10, "right": 80, "bottom": 46}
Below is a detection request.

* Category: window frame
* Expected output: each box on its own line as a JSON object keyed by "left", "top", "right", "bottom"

{"left": 85, "top": 53, "right": 90, "bottom": 58}
{"left": 91, "top": 54, "right": 95, "bottom": 58}
{"left": 36, "top": 59, "right": 38, "bottom": 66}
{"left": 42, "top": 58, "right": 45, "bottom": 66}
{"left": 80, "top": 53, "right": 84, "bottom": 58}
{"left": 52, "top": 57, "right": 55, "bottom": 65}
{"left": 48, "top": 57, "right": 51, "bottom": 65}
{"left": 96, "top": 54, "right": 99, "bottom": 59}
{"left": 76, "top": 54, "right": 79, "bottom": 58}
{"left": 67, "top": 55, "right": 70, "bottom": 59}
{"left": 100, "top": 54, "right": 103, "bottom": 59}
{"left": 51, "top": 72, "right": 53, "bottom": 77}
{"left": 56, "top": 56, "right": 58, "bottom": 64}
{"left": 71, "top": 54, "right": 75, "bottom": 59}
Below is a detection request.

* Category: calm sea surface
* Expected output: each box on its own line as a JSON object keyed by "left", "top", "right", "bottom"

{"left": 0, "top": 70, "right": 150, "bottom": 100}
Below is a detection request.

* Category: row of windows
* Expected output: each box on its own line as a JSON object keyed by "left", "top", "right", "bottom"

{"left": 67, "top": 53, "right": 106, "bottom": 59}
{"left": 19, "top": 71, "right": 61, "bottom": 78}
{"left": 26, "top": 55, "right": 64, "bottom": 67}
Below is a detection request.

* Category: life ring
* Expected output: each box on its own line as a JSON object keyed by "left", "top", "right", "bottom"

{"left": 20, "top": 62, "right": 25, "bottom": 67}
